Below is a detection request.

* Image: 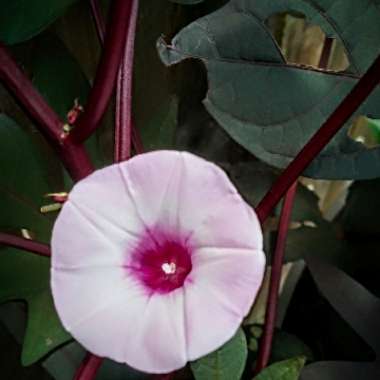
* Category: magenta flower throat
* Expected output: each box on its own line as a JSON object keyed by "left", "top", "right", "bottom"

{"left": 129, "top": 229, "right": 193, "bottom": 294}
{"left": 51, "top": 150, "right": 265, "bottom": 374}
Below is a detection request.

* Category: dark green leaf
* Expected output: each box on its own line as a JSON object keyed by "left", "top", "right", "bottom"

{"left": 253, "top": 357, "right": 305, "bottom": 380}
{"left": 0, "top": 114, "right": 56, "bottom": 240}
{"left": 0, "top": 0, "right": 78, "bottom": 45}
{"left": 0, "top": 320, "right": 53, "bottom": 379}
{"left": 0, "top": 115, "right": 70, "bottom": 365}
{"left": 190, "top": 328, "right": 247, "bottom": 380}
{"left": 271, "top": 331, "right": 314, "bottom": 364}
{"left": 26, "top": 33, "right": 107, "bottom": 169}
{"left": 139, "top": 97, "right": 178, "bottom": 151}
{"left": 364, "top": 117, "right": 380, "bottom": 143}
{"left": 159, "top": 0, "right": 380, "bottom": 179}
{"left": 29, "top": 35, "right": 89, "bottom": 121}
{"left": 133, "top": 1, "right": 182, "bottom": 151}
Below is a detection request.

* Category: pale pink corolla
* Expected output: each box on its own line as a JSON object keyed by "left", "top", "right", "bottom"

{"left": 51, "top": 150, "right": 265, "bottom": 374}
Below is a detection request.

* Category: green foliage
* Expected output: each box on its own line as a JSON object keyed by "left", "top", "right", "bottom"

{"left": 133, "top": 0, "right": 182, "bottom": 151}
{"left": 0, "top": 0, "right": 78, "bottom": 44}
{"left": 28, "top": 35, "right": 89, "bottom": 121}
{"left": 0, "top": 320, "right": 52, "bottom": 379}
{"left": 271, "top": 332, "right": 313, "bottom": 364}
{"left": 23, "top": 33, "right": 107, "bottom": 169}
{"left": 253, "top": 357, "right": 305, "bottom": 380}
{"left": 159, "top": 0, "right": 380, "bottom": 179}
{"left": 191, "top": 329, "right": 248, "bottom": 380}
{"left": 0, "top": 115, "right": 70, "bottom": 365}
{"left": 366, "top": 118, "right": 380, "bottom": 142}
{"left": 0, "top": 115, "right": 58, "bottom": 241}
{"left": 229, "top": 161, "right": 339, "bottom": 262}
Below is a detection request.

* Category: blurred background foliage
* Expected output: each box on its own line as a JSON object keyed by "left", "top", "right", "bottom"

{"left": 0, "top": 0, "right": 379, "bottom": 379}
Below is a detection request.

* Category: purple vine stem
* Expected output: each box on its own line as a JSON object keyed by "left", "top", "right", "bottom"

{"left": 115, "top": 0, "right": 139, "bottom": 162}
{"left": 71, "top": 0, "right": 133, "bottom": 143}
{"left": 0, "top": 0, "right": 379, "bottom": 376}
{"left": 254, "top": 182, "right": 298, "bottom": 373}
{"left": 73, "top": 354, "right": 103, "bottom": 380}
{"left": 0, "top": 43, "right": 93, "bottom": 181}
{"left": 255, "top": 52, "right": 380, "bottom": 223}
{"left": 254, "top": 36, "right": 339, "bottom": 374}
{"left": 73, "top": 0, "right": 139, "bottom": 377}
{"left": 0, "top": 232, "right": 50, "bottom": 257}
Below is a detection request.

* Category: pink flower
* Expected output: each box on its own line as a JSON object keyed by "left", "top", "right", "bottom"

{"left": 51, "top": 151, "right": 265, "bottom": 374}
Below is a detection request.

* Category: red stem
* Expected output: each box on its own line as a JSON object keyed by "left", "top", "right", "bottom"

{"left": 0, "top": 232, "right": 50, "bottom": 257}
{"left": 74, "top": 354, "right": 102, "bottom": 380}
{"left": 0, "top": 43, "right": 93, "bottom": 181}
{"left": 71, "top": 0, "right": 134, "bottom": 143}
{"left": 255, "top": 52, "right": 380, "bottom": 223}
{"left": 0, "top": 43, "right": 62, "bottom": 142}
{"left": 90, "top": 0, "right": 106, "bottom": 44}
{"left": 115, "top": 0, "right": 139, "bottom": 162}
{"left": 254, "top": 183, "right": 298, "bottom": 373}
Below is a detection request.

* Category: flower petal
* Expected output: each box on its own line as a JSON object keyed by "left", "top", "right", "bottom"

{"left": 118, "top": 151, "right": 183, "bottom": 231}
{"left": 177, "top": 152, "right": 262, "bottom": 249}
{"left": 52, "top": 165, "right": 144, "bottom": 269}
{"left": 184, "top": 247, "right": 265, "bottom": 360}
{"left": 52, "top": 267, "right": 150, "bottom": 362}
{"left": 124, "top": 291, "right": 188, "bottom": 373}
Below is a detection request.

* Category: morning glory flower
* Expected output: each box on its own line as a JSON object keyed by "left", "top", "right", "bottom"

{"left": 51, "top": 150, "right": 265, "bottom": 374}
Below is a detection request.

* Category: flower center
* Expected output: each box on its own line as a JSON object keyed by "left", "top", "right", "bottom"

{"left": 129, "top": 233, "right": 192, "bottom": 294}
{"left": 161, "top": 262, "right": 176, "bottom": 275}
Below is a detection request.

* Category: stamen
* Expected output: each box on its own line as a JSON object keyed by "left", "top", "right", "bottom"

{"left": 161, "top": 262, "right": 176, "bottom": 275}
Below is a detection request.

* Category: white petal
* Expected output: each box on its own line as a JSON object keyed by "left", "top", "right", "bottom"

{"left": 124, "top": 291, "right": 188, "bottom": 373}
{"left": 184, "top": 247, "right": 265, "bottom": 360}
{"left": 118, "top": 151, "right": 183, "bottom": 232}
{"left": 51, "top": 202, "right": 139, "bottom": 269}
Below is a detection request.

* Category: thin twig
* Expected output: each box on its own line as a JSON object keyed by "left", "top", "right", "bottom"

{"left": 0, "top": 232, "right": 50, "bottom": 257}
{"left": 71, "top": 0, "right": 134, "bottom": 143}
{"left": 254, "top": 183, "right": 298, "bottom": 373}
{"left": 115, "top": 0, "right": 139, "bottom": 162}
{"left": 254, "top": 37, "right": 358, "bottom": 374}
{"left": 0, "top": 43, "right": 93, "bottom": 181}
{"left": 255, "top": 52, "right": 380, "bottom": 223}
{"left": 74, "top": 354, "right": 102, "bottom": 380}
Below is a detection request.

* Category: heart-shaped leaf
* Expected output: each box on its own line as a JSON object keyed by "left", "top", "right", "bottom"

{"left": 0, "top": 320, "right": 52, "bottom": 379}
{"left": 190, "top": 328, "right": 247, "bottom": 380}
{"left": 133, "top": 0, "right": 183, "bottom": 151}
{"left": 0, "top": 0, "right": 79, "bottom": 45}
{"left": 0, "top": 115, "right": 70, "bottom": 365}
{"left": 159, "top": 0, "right": 380, "bottom": 179}
{"left": 254, "top": 357, "right": 306, "bottom": 380}
{"left": 25, "top": 33, "right": 107, "bottom": 169}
